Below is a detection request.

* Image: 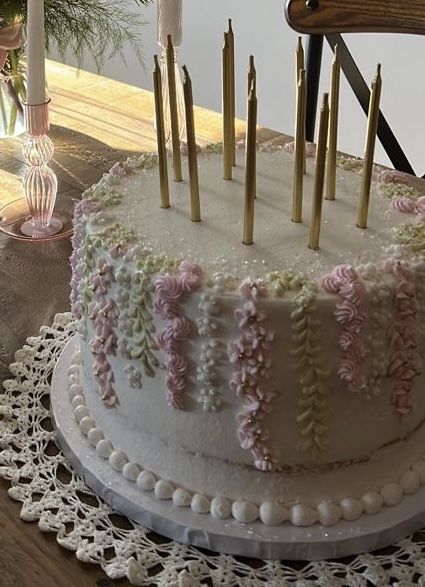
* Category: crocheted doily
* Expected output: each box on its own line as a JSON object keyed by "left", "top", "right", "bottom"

{"left": 2, "top": 312, "right": 425, "bottom": 586}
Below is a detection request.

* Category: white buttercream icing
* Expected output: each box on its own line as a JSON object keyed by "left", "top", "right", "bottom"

{"left": 316, "top": 502, "right": 342, "bottom": 527}
{"left": 259, "top": 502, "right": 289, "bottom": 526}
{"left": 172, "top": 488, "right": 192, "bottom": 507}
{"left": 289, "top": 504, "right": 317, "bottom": 527}
{"left": 400, "top": 470, "right": 420, "bottom": 495}
{"left": 361, "top": 492, "right": 384, "bottom": 514}
{"left": 210, "top": 496, "right": 232, "bottom": 520}
{"left": 137, "top": 470, "right": 156, "bottom": 491}
{"left": 380, "top": 483, "right": 403, "bottom": 506}
{"left": 191, "top": 494, "right": 210, "bottom": 514}
{"left": 96, "top": 439, "right": 114, "bottom": 459}
{"left": 154, "top": 479, "right": 174, "bottom": 500}
{"left": 231, "top": 501, "right": 259, "bottom": 524}
{"left": 87, "top": 427, "right": 104, "bottom": 447}
{"left": 109, "top": 450, "right": 128, "bottom": 471}
{"left": 339, "top": 498, "right": 363, "bottom": 521}
{"left": 79, "top": 416, "right": 95, "bottom": 436}
{"left": 122, "top": 462, "right": 141, "bottom": 482}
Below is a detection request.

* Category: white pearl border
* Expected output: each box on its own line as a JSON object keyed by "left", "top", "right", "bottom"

{"left": 67, "top": 353, "right": 425, "bottom": 528}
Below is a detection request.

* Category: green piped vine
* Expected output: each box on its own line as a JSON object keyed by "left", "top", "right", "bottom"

{"left": 379, "top": 183, "right": 421, "bottom": 201}
{"left": 125, "top": 253, "right": 180, "bottom": 377}
{"left": 269, "top": 270, "right": 330, "bottom": 460}
{"left": 336, "top": 155, "right": 364, "bottom": 172}
{"left": 393, "top": 222, "right": 425, "bottom": 254}
{"left": 84, "top": 186, "right": 122, "bottom": 208}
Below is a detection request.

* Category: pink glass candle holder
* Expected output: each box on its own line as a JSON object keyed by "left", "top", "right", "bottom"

{"left": 20, "top": 99, "right": 63, "bottom": 237}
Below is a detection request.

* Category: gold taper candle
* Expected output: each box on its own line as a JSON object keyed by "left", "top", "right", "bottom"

{"left": 222, "top": 32, "right": 232, "bottom": 180}
{"left": 182, "top": 65, "right": 201, "bottom": 222}
{"left": 308, "top": 94, "right": 329, "bottom": 250}
{"left": 295, "top": 36, "right": 304, "bottom": 85}
{"left": 326, "top": 45, "right": 340, "bottom": 200}
{"left": 357, "top": 64, "right": 382, "bottom": 229}
{"left": 153, "top": 55, "right": 170, "bottom": 209}
{"left": 247, "top": 55, "right": 256, "bottom": 99}
{"left": 243, "top": 81, "right": 257, "bottom": 246}
{"left": 292, "top": 68, "right": 306, "bottom": 223}
{"left": 228, "top": 19, "right": 236, "bottom": 166}
{"left": 295, "top": 37, "right": 306, "bottom": 174}
{"left": 166, "top": 34, "right": 182, "bottom": 182}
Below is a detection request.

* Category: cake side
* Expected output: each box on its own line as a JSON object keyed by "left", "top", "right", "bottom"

{"left": 69, "top": 146, "right": 425, "bottom": 527}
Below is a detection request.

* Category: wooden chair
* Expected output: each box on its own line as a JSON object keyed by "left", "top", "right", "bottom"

{"left": 285, "top": 0, "right": 425, "bottom": 176}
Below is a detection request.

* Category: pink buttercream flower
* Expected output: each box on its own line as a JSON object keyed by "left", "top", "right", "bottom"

{"left": 234, "top": 299, "right": 267, "bottom": 328}
{"left": 167, "top": 352, "right": 189, "bottom": 377}
{"left": 392, "top": 197, "right": 417, "bottom": 215}
{"left": 155, "top": 274, "right": 185, "bottom": 303}
{"left": 154, "top": 297, "right": 181, "bottom": 319}
{"left": 228, "top": 338, "right": 254, "bottom": 364}
{"left": 179, "top": 261, "right": 202, "bottom": 292}
{"left": 377, "top": 169, "right": 410, "bottom": 185}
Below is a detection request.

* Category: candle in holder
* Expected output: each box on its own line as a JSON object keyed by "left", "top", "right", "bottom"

{"left": 167, "top": 34, "right": 182, "bottom": 182}
{"left": 27, "top": 0, "right": 46, "bottom": 104}
{"left": 153, "top": 55, "right": 170, "bottom": 209}
{"left": 222, "top": 32, "right": 232, "bottom": 180}
{"left": 182, "top": 65, "right": 201, "bottom": 222}
{"left": 308, "top": 93, "right": 329, "bottom": 251}
{"left": 243, "top": 81, "right": 257, "bottom": 246}
{"left": 357, "top": 64, "right": 382, "bottom": 229}
{"left": 292, "top": 68, "right": 306, "bottom": 223}
{"left": 228, "top": 19, "right": 236, "bottom": 166}
{"left": 326, "top": 45, "right": 340, "bottom": 201}
{"left": 157, "top": 0, "right": 182, "bottom": 48}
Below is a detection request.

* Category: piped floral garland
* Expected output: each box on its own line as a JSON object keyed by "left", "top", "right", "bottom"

{"left": 196, "top": 293, "right": 224, "bottom": 412}
{"left": 357, "top": 265, "right": 393, "bottom": 398}
{"left": 392, "top": 195, "right": 425, "bottom": 220}
{"left": 70, "top": 198, "right": 101, "bottom": 319}
{"left": 384, "top": 259, "right": 422, "bottom": 417}
{"left": 269, "top": 270, "right": 330, "bottom": 460}
{"left": 321, "top": 265, "right": 367, "bottom": 393}
{"left": 228, "top": 279, "right": 279, "bottom": 472}
{"left": 154, "top": 261, "right": 202, "bottom": 409}
{"left": 89, "top": 257, "right": 119, "bottom": 407}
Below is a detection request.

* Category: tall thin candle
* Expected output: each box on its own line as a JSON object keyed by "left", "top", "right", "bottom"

{"left": 295, "top": 36, "right": 304, "bottom": 86}
{"left": 292, "top": 69, "right": 306, "bottom": 223}
{"left": 243, "top": 81, "right": 257, "bottom": 246}
{"left": 222, "top": 33, "right": 232, "bottom": 180}
{"left": 183, "top": 65, "right": 201, "bottom": 222}
{"left": 167, "top": 34, "right": 182, "bottom": 182}
{"left": 308, "top": 94, "right": 329, "bottom": 251}
{"left": 247, "top": 55, "right": 256, "bottom": 99}
{"left": 326, "top": 45, "right": 340, "bottom": 201}
{"left": 153, "top": 55, "right": 170, "bottom": 209}
{"left": 357, "top": 64, "right": 382, "bottom": 229}
{"left": 228, "top": 19, "right": 236, "bottom": 166}
{"left": 157, "top": 0, "right": 182, "bottom": 48}
{"left": 27, "top": 0, "right": 46, "bottom": 104}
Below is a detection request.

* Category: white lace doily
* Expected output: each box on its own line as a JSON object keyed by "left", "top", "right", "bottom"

{"left": 2, "top": 313, "right": 425, "bottom": 586}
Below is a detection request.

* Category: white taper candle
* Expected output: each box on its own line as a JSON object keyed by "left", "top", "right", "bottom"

{"left": 27, "top": 0, "right": 46, "bottom": 104}
{"left": 157, "top": 0, "right": 183, "bottom": 48}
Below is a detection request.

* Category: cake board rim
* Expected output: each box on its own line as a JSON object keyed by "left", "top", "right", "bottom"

{"left": 51, "top": 335, "right": 425, "bottom": 561}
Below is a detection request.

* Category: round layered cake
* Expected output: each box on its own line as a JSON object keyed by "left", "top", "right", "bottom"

{"left": 67, "top": 144, "right": 425, "bottom": 534}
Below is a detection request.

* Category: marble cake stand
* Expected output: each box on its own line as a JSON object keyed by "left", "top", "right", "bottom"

{"left": 51, "top": 336, "right": 425, "bottom": 561}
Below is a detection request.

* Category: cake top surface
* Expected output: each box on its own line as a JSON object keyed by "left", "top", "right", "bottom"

{"left": 92, "top": 146, "right": 416, "bottom": 281}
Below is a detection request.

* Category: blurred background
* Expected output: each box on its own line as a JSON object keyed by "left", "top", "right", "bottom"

{"left": 48, "top": 0, "right": 425, "bottom": 175}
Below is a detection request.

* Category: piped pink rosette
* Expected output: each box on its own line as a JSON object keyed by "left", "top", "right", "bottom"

{"left": 384, "top": 259, "right": 422, "bottom": 417}
{"left": 392, "top": 195, "right": 425, "bottom": 222}
{"left": 228, "top": 279, "right": 279, "bottom": 472}
{"left": 154, "top": 261, "right": 202, "bottom": 409}
{"left": 321, "top": 265, "right": 367, "bottom": 393}
{"left": 89, "top": 257, "right": 119, "bottom": 407}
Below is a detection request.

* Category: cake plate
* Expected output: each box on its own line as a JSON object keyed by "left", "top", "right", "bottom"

{"left": 51, "top": 336, "right": 425, "bottom": 561}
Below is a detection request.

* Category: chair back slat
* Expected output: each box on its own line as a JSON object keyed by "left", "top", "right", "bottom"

{"left": 285, "top": 0, "right": 425, "bottom": 35}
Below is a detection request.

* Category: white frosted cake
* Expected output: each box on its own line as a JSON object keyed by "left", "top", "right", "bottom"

{"left": 68, "top": 144, "right": 425, "bottom": 530}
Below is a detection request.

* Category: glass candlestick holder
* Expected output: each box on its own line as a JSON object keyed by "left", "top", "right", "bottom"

{"left": 0, "top": 97, "right": 74, "bottom": 242}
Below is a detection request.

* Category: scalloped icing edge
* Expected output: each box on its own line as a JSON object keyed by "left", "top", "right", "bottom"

{"left": 67, "top": 349, "right": 425, "bottom": 528}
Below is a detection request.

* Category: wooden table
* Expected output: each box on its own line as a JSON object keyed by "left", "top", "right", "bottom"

{"left": 0, "top": 61, "right": 282, "bottom": 587}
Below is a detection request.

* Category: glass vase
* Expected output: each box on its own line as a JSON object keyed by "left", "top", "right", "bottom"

{"left": 0, "top": 72, "right": 25, "bottom": 138}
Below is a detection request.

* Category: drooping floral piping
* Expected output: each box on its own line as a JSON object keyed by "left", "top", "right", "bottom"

{"left": 228, "top": 279, "right": 279, "bottom": 472}
{"left": 321, "top": 265, "right": 367, "bottom": 392}
{"left": 269, "top": 270, "right": 330, "bottom": 460}
{"left": 154, "top": 261, "right": 202, "bottom": 409}
{"left": 89, "top": 257, "right": 119, "bottom": 407}
{"left": 70, "top": 199, "right": 101, "bottom": 319}
{"left": 384, "top": 259, "right": 422, "bottom": 417}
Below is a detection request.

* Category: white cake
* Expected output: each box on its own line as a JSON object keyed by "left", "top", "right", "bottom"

{"left": 68, "top": 144, "right": 425, "bottom": 530}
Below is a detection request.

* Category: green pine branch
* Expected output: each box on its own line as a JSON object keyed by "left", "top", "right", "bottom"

{"left": 0, "top": 0, "right": 152, "bottom": 70}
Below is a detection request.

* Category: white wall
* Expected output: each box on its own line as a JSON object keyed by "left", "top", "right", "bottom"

{"left": 49, "top": 0, "right": 425, "bottom": 175}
